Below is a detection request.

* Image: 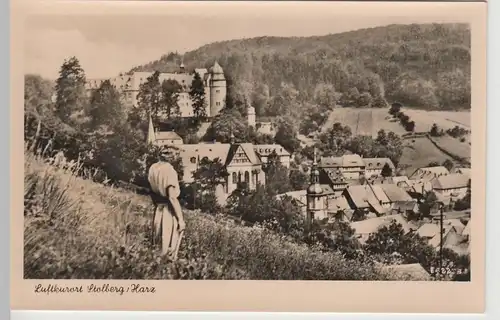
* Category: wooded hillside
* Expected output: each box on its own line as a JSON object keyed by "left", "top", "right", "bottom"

{"left": 130, "top": 23, "right": 471, "bottom": 116}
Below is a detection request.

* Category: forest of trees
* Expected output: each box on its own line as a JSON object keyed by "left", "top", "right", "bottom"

{"left": 130, "top": 23, "right": 471, "bottom": 119}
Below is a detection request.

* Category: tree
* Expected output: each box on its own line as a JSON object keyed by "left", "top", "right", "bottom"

{"left": 160, "top": 79, "right": 183, "bottom": 118}
{"left": 289, "top": 169, "right": 309, "bottom": 191}
{"left": 191, "top": 157, "right": 229, "bottom": 191}
{"left": 430, "top": 123, "right": 441, "bottom": 137}
{"left": 87, "top": 80, "right": 126, "bottom": 131}
{"left": 136, "top": 71, "right": 162, "bottom": 121}
{"left": 189, "top": 72, "right": 207, "bottom": 120}
{"left": 203, "top": 108, "right": 247, "bottom": 143}
{"left": 442, "top": 159, "right": 454, "bottom": 172}
{"left": 389, "top": 102, "right": 402, "bottom": 115}
{"left": 364, "top": 221, "right": 436, "bottom": 268}
{"left": 357, "top": 92, "right": 373, "bottom": 107}
{"left": 274, "top": 118, "right": 300, "bottom": 154}
{"left": 372, "top": 95, "right": 388, "bottom": 109}
{"left": 381, "top": 163, "right": 393, "bottom": 177}
{"left": 405, "top": 120, "right": 416, "bottom": 132}
{"left": 54, "top": 56, "right": 88, "bottom": 124}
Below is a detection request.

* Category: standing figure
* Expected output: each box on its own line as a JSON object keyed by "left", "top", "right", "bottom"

{"left": 148, "top": 156, "right": 185, "bottom": 259}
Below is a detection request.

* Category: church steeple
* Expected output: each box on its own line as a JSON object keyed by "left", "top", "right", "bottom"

{"left": 306, "top": 148, "right": 324, "bottom": 226}
{"left": 147, "top": 113, "right": 156, "bottom": 145}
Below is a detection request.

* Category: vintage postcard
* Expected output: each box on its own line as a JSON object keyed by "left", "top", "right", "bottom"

{"left": 11, "top": 0, "right": 487, "bottom": 313}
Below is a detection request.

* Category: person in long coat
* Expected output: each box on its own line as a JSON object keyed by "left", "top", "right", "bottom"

{"left": 148, "top": 155, "right": 185, "bottom": 259}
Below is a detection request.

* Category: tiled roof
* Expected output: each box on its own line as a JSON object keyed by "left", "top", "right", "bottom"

{"left": 327, "top": 196, "right": 350, "bottom": 212}
{"left": 276, "top": 190, "right": 307, "bottom": 205}
{"left": 410, "top": 166, "right": 450, "bottom": 180}
{"left": 254, "top": 144, "right": 291, "bottom": 156}
{"left": 431, "top": 173, "right": 470, "bottom": 190}
{"left": 323, "top": 168, "right": 347, "bottom": 184}
{"left": 380, "top": 184, "right": 413, "bottom": 202}
{"left": 392, "top": 201, "right": 418, "bottom": 212}
{"left": 350, "top": 215, "right": 411, "bottom": 238}
{"left": 320, "top": 154, "right": 364, "bottom": 168}
{"left": 344, "top": 185, "right": 388, "bottom": 215}
{"left": 363, "top": 158, "right": 395, "bottom": 170}
{"left": 368, "top": 184, "right": 391, "bottom": 204}
{"left": 462, "top": 221, "right": 471, "bottom": 236}
{"left": 444, "top": 219, "right": 466, "bottom": 234}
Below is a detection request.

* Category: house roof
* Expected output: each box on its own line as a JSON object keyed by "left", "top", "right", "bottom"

{"left": 392, "top": 201, "right": 418, "bottom": 212}
{"left": 392, "top": 176, "right": 409, "bottom": 184}
{"left": 444, "top": 219, "right": 466, "bottom": 234}
{"left": 428, "top": 226, "right": 457, "bottom": 248}
{"left": 254, "top": 144, "right": 291, "bottom": 157}
{"left": 462, "top": 221, "right": 471, "bottom": 236}
{"left": 416, "top": 223, "right": 440, "bottom": 238}
{"left": 380, "top": 184, "right": 413, "bottom": 202}
{"left": 350, "top": 214, "right": 411, "bottom": 237}
{"left": 344, "top": 185, "right": 376, "bottom": 209}
{"left": 320, "top": 154, "right": 364, "bottom": 168}
{"left": 363, "top": 158, "right": 395, "bottom": 171}
{"left": 410, "top": 166, "right": 450, "bottom": 180}
{"left": 276, "top": 190, "right": 307, "bottom": 205}
{"left": 322, "top": 168, "right": 347, "bottom": 184}
{"left": 225, "top": 143, "right": 262, "bottom": 166}
{"left": 368, "top": 184, "right": 391, "bottom": 204}
{"left": 327, "top": 196, "right": 350, "bottom": 212}
{"left": 154, "top": 131, "right": 182, "bottom": 141}
{"left": 454, "top": 167, "right": 471, "bottom": 175}
{"left": 416, "top": 223, "right": 456, "bottom": 245}
{"left": 380, "top": 263, "right": 431, "bottom": 281}
{"left": 431, "top": 173, "right": 470, "bottom": 190}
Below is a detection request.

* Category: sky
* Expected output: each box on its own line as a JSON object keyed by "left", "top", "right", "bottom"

{"left": 23, "top": 2, "right": 470, "bottom": 80}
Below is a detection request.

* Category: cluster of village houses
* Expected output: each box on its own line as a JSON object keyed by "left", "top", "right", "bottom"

{"left": 92, "top": 62, "right": 471, "bottom": 278}
{"left": 148, "top": 117, "right": 471, "bottom": 259}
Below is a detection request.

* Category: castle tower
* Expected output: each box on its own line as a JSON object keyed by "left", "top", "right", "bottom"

{"left": 209, "top": 61, "right": 227, "bottom": 117}
{"left": 247, "top": 105, "right": 256, "bottom": 127}
{"left": 306, "top": 148, "right": 324, "bottom": 226}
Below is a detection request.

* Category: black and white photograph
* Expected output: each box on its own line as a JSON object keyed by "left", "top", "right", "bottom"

{"left": 22, "top": 4, "right": 475, "bottom": 283}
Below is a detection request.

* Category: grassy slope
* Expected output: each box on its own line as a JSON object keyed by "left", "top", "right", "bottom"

{"left": 24, "top": 153, "right": 406, "bottom": 280}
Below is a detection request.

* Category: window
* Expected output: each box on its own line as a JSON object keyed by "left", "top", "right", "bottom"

{"left": 232, "top": 172, "right": 237, "bottom": 184}
{"left": 190, "top": 157, "right": 197, "bottom": 164}
{"left": 216, "top": 90, "right": 220, "bottom": 93}
{"left": 245, "top": 171, "right": 250, "bottom": 183}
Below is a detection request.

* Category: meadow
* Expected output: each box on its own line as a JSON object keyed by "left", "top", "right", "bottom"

{"left": 323, "top": 108, "right": 471, "bottom": 137}
{"left": 24, "top": 152, "right": 406, "bottom": 281}
{"left": 321, "top": 108, "right": 471, "bottom": 171}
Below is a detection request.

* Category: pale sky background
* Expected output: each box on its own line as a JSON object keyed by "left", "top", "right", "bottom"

{"left": 23, "top": 5, "right": 469, "bottom": 80}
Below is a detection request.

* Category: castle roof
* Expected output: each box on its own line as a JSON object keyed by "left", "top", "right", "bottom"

{"left": 211, "top": 61, "right": 224, "bottom": 74}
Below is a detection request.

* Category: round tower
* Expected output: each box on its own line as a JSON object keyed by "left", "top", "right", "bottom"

{"left": 247, "top": 105, "right": 256, "bottom": 127}
{"left": 209, "top": 61, "right": 227, "bottom": 117}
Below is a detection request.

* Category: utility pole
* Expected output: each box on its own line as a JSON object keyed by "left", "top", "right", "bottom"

{"left": 439, "top": 203, "right": 444, "bottom": 279}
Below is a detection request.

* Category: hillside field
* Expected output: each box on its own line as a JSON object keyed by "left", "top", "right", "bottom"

{"left": 398, "top": 137, "right": 456, "bottom": 175}
{"left": 322, "top": 108, "right": 471, "bottom": 136}
{"left": 320, "top": 108, "right": 471, "bottom": 172}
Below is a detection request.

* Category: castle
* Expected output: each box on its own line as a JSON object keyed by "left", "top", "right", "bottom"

{"left": 86, "top": 61, "right": 227, "bottom": 118}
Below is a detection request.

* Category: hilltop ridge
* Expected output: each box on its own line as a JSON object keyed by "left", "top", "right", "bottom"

{"left": 130, "top": 23, "right": 471, "bottom": 114}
